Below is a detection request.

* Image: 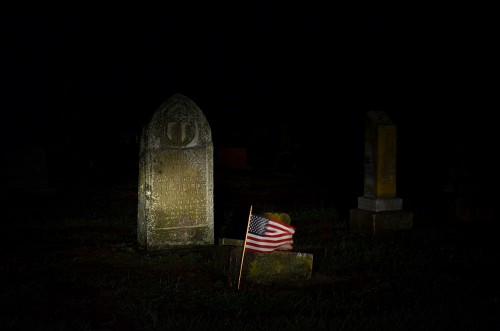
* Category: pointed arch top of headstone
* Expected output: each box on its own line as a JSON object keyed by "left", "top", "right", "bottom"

{"left": 142, "top": 93, "right": 212, "bottom": 151}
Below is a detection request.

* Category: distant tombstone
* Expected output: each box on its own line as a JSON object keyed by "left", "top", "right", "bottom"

{"left": 359, "top": 111, "right": 401, "bottom": 211}
{"left": 137, "top": 94, "right": 214, "bottom": 250}
{"left": 1, "top": 145, "right": 48, "bottom": 191}
{"left": 216, "top": 147, "right": 248, "bottom": 170}
{"left": 349, "top": 111, "right": 413, "bottom": 234}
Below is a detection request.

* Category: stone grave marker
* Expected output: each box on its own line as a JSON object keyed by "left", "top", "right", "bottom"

{"left": 137, "top": 94, "right": 214, "bottom": 250}
{"left": 349, "top": 111, "right": 413, "bottom": 234}
{"left": 215, "top": 238, "right": 313, "bottom": 288}
{"left": 214, "top": 211, "right": 313, "bottom": 287}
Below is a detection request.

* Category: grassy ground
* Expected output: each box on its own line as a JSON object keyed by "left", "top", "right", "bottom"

{"left": 1, "top": 171, "right": 499, "bottom": 330}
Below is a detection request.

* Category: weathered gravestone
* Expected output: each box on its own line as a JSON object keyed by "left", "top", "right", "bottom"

{"left": 349, "top": 111, "right": 413, "bottom": 234}
{"left": 137, "top": 94, "right": 214, "bottom": 250}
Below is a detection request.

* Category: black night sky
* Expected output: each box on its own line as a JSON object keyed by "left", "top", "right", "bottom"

{"left": 0, "top": 6, "right": 495, "bottom": 217}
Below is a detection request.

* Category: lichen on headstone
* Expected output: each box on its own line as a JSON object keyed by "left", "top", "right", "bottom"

{"left": 264, "top": 212, "right": 291, "bottom": 225}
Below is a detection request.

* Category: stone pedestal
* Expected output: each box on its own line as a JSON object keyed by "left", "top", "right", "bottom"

{"left": 357, "top": 196, "right": 402, "bottom": 212}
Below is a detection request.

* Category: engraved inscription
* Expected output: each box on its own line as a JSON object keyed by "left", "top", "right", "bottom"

{"left": 152, "top": 150, "right": 207, "bottom": 229}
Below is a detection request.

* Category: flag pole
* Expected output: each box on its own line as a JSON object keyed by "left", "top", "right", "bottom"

{"left": 237, "top": 205, "right": 253, "bottom": 290}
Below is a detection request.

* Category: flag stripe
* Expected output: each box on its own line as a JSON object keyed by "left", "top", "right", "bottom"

{"left": 245, "top": 245, "right": 291, "bottom": 253}
{"left": 247, "top": 234, "right": 293, "bottom": 242}
{"left": 246, "top": 237, "right": 293, "bottom": 245}
{"left": 267, "top": 220, "right": 296, "bottom": 234}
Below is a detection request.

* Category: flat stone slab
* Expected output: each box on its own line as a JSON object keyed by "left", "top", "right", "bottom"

{"left": 214, "top": 239, "right": 313, "bottom": 288}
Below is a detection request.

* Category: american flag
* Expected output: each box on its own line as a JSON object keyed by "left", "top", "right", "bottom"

{"left": 245, "top": 214, "right": 296, "bottom": 253}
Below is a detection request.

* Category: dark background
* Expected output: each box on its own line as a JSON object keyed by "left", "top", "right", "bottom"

{"left": 1, "top": 5, "right": 495, "bottom": 222}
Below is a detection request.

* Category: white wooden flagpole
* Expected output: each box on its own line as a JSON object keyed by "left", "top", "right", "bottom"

{"left": 237, "top": 205, "right": 253, "bottom": 290}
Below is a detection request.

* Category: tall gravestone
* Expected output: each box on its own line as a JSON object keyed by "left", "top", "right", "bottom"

{"left": 137, "top": 94, "right": 214, "bottom": 250}
{"left": 349, "top": 111, "right": 413, "bottom": 234}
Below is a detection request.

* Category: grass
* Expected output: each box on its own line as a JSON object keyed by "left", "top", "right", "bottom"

{"left": 1, "top": 171, "right": 499, "bottom": 330}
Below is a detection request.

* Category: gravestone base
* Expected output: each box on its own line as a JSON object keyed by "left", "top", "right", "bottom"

{"left": 214, "top": 238, "right": 313, "bottom": 288}
{"left": 145, "top": 226, "right": 214, "bottom": 251}
{"left": 357, "top": 196, "right": 403, "bottom": 212}
{"left": 349, "top": 208, "right": 413, "bottom": 235}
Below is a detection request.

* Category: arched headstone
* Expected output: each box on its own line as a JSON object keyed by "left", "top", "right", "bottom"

{"left": 137, "top": 94, "right": 214, "bottom": 250}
